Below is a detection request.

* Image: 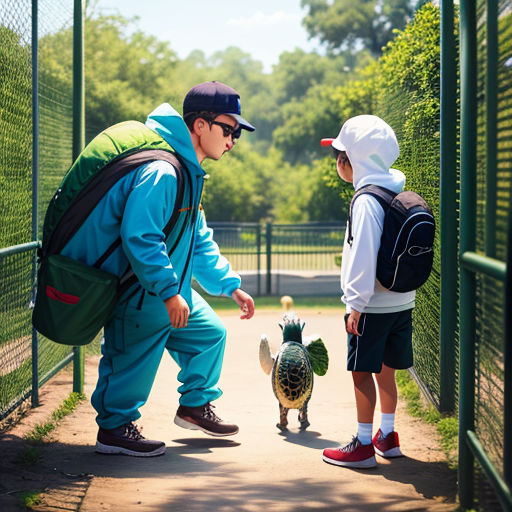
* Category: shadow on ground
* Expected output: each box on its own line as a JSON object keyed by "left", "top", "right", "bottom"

{"left": 0, "top": 431, "right": 457, "bottom": 512}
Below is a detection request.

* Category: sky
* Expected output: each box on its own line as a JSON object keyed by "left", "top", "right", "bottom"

{"left": 95, "top": 0, "right": 323, "bottom": 73}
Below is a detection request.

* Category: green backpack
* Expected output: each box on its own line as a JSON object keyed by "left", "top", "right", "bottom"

{"left": 32, "top": 120, "right": 190, "bottom": 346}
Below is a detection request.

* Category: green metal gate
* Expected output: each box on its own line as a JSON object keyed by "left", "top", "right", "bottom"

{"left": 457, "top": 0, "right": 512, "bottom": 509}
{"left": 208, "top": 222, "right": 344, "bottom": 297}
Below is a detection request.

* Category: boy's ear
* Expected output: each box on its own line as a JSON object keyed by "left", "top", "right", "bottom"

{"left": 193, "top": 117, "right": 206, "bottom": 135}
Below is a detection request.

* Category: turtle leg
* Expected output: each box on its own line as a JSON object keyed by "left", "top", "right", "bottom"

{"left": 277, "top": 403, "right": 289, "bottom": 430}
{"left": 298, "top": 400, "right": 310, "bottom": 430}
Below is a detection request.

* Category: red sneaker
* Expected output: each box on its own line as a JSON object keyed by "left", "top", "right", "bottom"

{"left": 373, "top": 428, "right": 403, "bottom": 458}
{"left": 323, "top": 437, "right": 377, "bottom": 468}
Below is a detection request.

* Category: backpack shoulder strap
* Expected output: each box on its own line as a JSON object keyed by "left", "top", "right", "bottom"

{"left": 110, "top": 153, "right": 188, "bottom": 297}
{"left": 347, "top": 185, "right": 396, "bottom": 246}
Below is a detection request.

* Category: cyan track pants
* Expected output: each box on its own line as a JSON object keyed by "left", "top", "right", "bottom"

{"left": 91, "top": 288, "right": 226, "bottom": 429}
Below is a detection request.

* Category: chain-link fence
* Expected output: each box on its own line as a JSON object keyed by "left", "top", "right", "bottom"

{"left": 368, "top": 5, "right": 450, "bottom": 411}
{"left": 0, "top": 0, "right": 75, "bottom": 421}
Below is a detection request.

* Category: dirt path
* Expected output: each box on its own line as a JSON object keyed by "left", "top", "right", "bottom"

{"left": 0, "top": 309, "right": 457, "bottom": 511}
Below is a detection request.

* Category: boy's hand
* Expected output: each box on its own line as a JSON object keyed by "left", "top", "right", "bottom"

{"left": 231, "top": 288, "right": 255, "bottom": 319}
{"left": 165, "top": 294, "right": 190, "bottom": 328}
{"left": 346, "top": 309, "right": 362, "bottom": 336}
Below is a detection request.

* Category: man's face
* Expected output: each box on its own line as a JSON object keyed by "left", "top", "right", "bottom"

{"left": 196, "top": 114, "right": 240, "bottom": 161}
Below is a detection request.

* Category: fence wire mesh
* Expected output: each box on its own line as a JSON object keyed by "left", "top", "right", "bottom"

{"left": 472, "top": 0, "right": 512, "bottom": 501}
{"left": 36, "top": 0, "right": 75, "bottom": 383}
{"left": 0, "top": 0, "right": 33, "bottom": 249}
{"left": 0, "top": 250, "right": 34, "bottom": 416}
{"left": 0, "top": 0, "right": 74, "bottom": 420}
{"left": 374, "top": 41, "right": 448, "bottom": 407}
{"left": 38, "top": 0, "right": 74, "bottom": 233}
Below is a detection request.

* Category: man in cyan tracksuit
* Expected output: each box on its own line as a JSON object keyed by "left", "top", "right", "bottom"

{"left": 62, "top": 81, "right": 255, "bottom": 456}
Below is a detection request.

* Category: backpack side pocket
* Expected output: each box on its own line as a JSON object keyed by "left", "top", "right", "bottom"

{"left": 32, "top": 254, "right": 119, "bottom": 345}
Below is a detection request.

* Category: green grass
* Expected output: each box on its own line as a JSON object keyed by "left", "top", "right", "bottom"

{"left": 0, "top": 358, "right": 32, "bottom": 410}
{"left": 396, "top": 369, "right": 458, "bottom": 469}
{"left": 23, "top": 392, "right": 85, "bottom": 445}
{"left": 85, "top": 296, "right": 343, "bottom": 357}
{"left": 205, "top": 295, "right": 343, "bottom": 311}
{"left": 20, "top": 491, "right": 43, "bottom": 508}
{"left": 18, "top": 445, "right": 42, "bottom": 464}
{"left": 19, "top": 392, "right": 85, "bottom": 468}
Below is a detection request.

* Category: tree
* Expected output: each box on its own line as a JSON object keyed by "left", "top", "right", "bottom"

{"left": 273, "top": 61, "right": 378, "bottom": 164}
{"left": 301, "top": 0, "right": 418, "bottom": 56}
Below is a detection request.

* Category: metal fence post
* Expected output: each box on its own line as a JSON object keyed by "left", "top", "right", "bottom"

{"left": 458, "top": 0, "right": 478, "bottom": 507}
{"left": 485, "top": 0, "right": 498, "bottom": 258}
{"left": 439, "top": 0, "right": 457, "bottom": 413}
{"left": 256, "top": 224, "right": 261, "bottom": 296}
{"left": 266, "top": 222, "right": 272, "bottom": 296}
{"left": 72, "top": 0, "right": 85, "bottom": 394}
{"left": 31, "top": 0, "right": 40, "bottom": 408}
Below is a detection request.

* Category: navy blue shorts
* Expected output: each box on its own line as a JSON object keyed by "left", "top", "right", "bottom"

{"left": 345, "top": 309, "right": 413, "bottom": 373}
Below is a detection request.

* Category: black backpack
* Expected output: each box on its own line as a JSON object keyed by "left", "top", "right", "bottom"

{"left": 348, "top": 185, "right": 435, "bottom": 293}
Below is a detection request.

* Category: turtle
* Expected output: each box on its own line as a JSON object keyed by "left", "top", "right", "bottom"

{"left": 259, "top": 312, "right": 329, "bottom": 431}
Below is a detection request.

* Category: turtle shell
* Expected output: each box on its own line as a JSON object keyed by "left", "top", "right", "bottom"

{"left": 272, "top": 342, "right": 313, "bottom": 409}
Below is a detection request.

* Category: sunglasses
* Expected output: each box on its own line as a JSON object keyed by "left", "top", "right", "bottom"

{"left": 209, "top": 120, "right": 242, "bottom": 140}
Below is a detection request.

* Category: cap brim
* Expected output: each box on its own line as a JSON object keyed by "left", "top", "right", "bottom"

{"left": 332, "top": 138, "right": 346, "bottom": 151}
{"left": 230, "top": 113, "right": 255, "bottom": 132}
{"left": 321, "top": 137, "right": 346, "bottom": 151}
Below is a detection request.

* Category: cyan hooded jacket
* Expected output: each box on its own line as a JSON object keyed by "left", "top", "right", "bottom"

{"left": 61, "top": 103, "right": 241, "bottom": 306}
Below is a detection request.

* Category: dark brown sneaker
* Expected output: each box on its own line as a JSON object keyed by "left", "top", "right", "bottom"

{"left": 96, "top": 422, "right": 166, "bottom": 457}
{"left": 174, "top": 403, "right": 239, "bottom": 437}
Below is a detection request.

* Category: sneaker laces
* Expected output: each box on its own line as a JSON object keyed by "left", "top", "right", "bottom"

{"left": 340, "top": 436, "right": 360, "bottom": 453}
{"left": 124, "top": 422, "right": 145, "bottom": 440}
{"left": 202, "top": 403, "right": 221, "bottom": 423}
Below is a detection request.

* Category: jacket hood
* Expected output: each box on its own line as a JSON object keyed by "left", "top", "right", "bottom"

{"left": 145, "top": 103, "right": 204, "bottom": 176}
{"left": 337, "top": 115, "right": 405, "bottom": 192}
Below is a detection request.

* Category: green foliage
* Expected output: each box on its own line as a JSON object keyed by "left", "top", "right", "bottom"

{"left": 396, "top": 370, "right": 458, "bottom": 469}
{"left": 24, "top": 392, "right": 85, "bottom": 443}
{"left": 0, "top": 27, "right": 32, "bottom": 248}
{"left": 20, "top": 491, "right": 43, "bottom": 508}
{"left": 51, "top": 391, "right": 85, "bottom": 421}
{"left": 0, "top": 358, "right": 32, "bottom": 411}
{"left": 19, "top": 446, "right": 42, "bottom": 465}
{"left": 200, "top": 294, "right": 343, "bottom": 311}
{"left": 301, "top": 0, "right": 418, "bottom": 56}
{"left": 1, "top": 3, "right": 444, "bottom": 233}
{"left": 274, "top": 62, "right": 378, "bottom": 164}
{"left": 25, "top": 421, "right": 56, "bottom": 443}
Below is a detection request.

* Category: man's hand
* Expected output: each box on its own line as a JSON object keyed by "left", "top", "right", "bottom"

{"left": 346, "top": 309, "right": 362, "bottom": 336}
{"left": 231, "top": 288, "right": 255, "bottom": 320}
{"left": 165, "top": 294, "right": 190, "bottom": 328}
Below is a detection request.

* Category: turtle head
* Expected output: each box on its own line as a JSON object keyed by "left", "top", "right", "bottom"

{"left": 279, "top": 313, "right": 305, "bottom": 344}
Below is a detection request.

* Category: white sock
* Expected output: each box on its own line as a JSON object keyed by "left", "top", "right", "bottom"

{"left": 380, "top": 413, "right": 395, "bottom": 436}
{"left": 357, "top": 422, "right": 373, "bottom": 445}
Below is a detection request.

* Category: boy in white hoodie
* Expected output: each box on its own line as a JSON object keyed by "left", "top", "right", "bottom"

{"left": 321, "top": 115, "right": 415, "bottom": 469}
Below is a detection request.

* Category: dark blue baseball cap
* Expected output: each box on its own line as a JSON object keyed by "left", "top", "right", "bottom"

{"left": 183, "top": 81, "right": 255, "bottom": 132}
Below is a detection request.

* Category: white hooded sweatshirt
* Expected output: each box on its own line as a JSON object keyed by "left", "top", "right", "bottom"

{"left": 337, "top": 115, "right": 415, "bottom": 313}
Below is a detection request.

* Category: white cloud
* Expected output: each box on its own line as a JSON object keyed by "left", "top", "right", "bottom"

{"left": 226, "top": 11, "right": 302, "bottom": 28}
